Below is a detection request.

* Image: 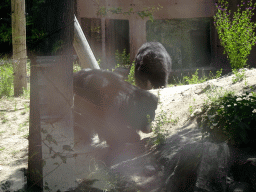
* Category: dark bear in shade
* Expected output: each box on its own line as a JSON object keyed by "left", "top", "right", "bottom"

{"left": 73, "top": 69, "right": 158, "bottom": 147}
{"left": 135, "top": 42, "right": 172, "bottom": 90}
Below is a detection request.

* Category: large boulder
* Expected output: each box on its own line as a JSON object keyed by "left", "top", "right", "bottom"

{"left": 164, "top": 142, "right": 230, "bottom": 192}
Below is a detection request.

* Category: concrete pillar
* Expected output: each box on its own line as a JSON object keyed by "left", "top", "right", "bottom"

{"left": 101, "top": 18, "right": 106, "bottom": 68}
{"left": 129, "top": 19, "right": 147, "bottom": 62}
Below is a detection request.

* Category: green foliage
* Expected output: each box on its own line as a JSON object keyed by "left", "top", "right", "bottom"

{"left": 125, "top": 61, "right": 136, "bottom": 85}
{"left": 0, "top": 147, "right": 5, "bottom": 151}
{"left": 169, "top": 112, "right": 179, "bottom": 125}
{"left": 214, "top": 0, "right": 256, "bottom": 69}
{"left": 172, "top": 69, "right": 223, "bottom": 86}
{"left": 198, "top": 91, "right": 256, "bottom": 147}
{"left": 97, "top": 59, "right": 101, "bottom": 67}
{"left": 0, "top": 0, "right": 11, "bottom": 44}
{"left": 183, "top": 69, "right": 207, "bottom": 84}
{"left": 73, "top": 63, "right": 82, "bottom": 73}
{"left": 52, "top": 40, "right": 64, "bottom": 54}
{"left": 0, "top": 58, "right": 31, "bottom": 98}
{"left": 189, "top": 105, "right": 194, "bottom": 115}
{"left": 0, "top": 23, "right": 12, "bottom": 43}
{"left": 136, "top": 5, "right": 163, "bottom": 22}
{"left": 115, "top": 49, "right": 130, "bottom": 67}
{"left": 205, "top": 87, "right": 234, "bottom": 104}
{"left": 232, "top": 68, "right": 246, "bottom": 83}
{"left": 0, "top": 62, "right": 14, "bottom": 98}
{"left": 0, "top": 0, "right": 47, "bottom": 49}
{"left": 215, "top": 68, "right": 223, "bottom": 79}
{"left": 152, "top": 109, "right": 169, "bottom": 145}
{"left": 96, "top": 3, "right": 163, "bottom": 22}
{"left": 21, "top": 86, "right": 30, "bottom": 99}
{"left": 150, "top": 91, "right": 171, "bottom": 145}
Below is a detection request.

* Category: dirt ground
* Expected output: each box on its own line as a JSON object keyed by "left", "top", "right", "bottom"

{"left": 0, "top": 68, "right": 256, "bottom": 191}
{"left": 0, "top": 96, "right": 29, "bottom": 191}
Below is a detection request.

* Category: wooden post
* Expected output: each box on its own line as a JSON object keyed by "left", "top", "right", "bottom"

{"left": 11, "top": 0, "right": 27, "bottom": 96}
{"left": 73, "top": 15, "right": 100, "bottom": 69}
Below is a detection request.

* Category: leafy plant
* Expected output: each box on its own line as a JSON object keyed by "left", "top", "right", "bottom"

{"left": 171, "top": 75, "right": 185, "bottom": 86}
{"left": 189, "top": 105, "right": 194, "bottom": 115}
{"left": 0, "top": 147, "right": 5, "bottom": 151}
{"left": 215, "top": 68, "right": 223, "bottom": 79}
{"left": 183, "top": 69, "right": 207, "bottom": 84}
{"left": 0, "top": 23, "right": 12, "bottom": 43}
{"left": 169, "top": 112, "right": 179, "bottom": 125}
{"left": 0, "top": 62, "right": 14, "bottom": 97}
{"left": 97, "top": 59, "right": 101, "bottom": 67}
{"left": 22, "top": 133, "right": 29, "bottom": 139}
{"left": 152, "top": 109, "right": 169, "bottom": 145}
{"left": 172, "top": 69, "right": 222, "bottom": 86}
{"left": 150, "top": 91, "right": 170, "bottom": 145}
{"left": 73, "top": 63, "right": 81, "bottom": 73}
{"left": 115, "top": 49, "right": 130, "bottom": 67}
{"left": 125, "top": 61, "right": 136, "bottom": 85}
{"left": 232, "top": 69, "right": 246, "bottom": 83}
{"left": 197, "top": 92, "right": 256, "bottom": 148}
{"left": 21, "top": 86, "right": 30, "bottom": 99}
{"left": 214, "top": 0, "right": 256, "bottom": 69}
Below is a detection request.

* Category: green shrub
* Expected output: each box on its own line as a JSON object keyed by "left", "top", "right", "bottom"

{"left": 73, "top": 63, "right": 81, "bottom": 73}
{"left": 115, "top": 49, "right": 130, "bottom": 67}
{"left": 152, "top": 109, "right": 169, "bottom": 145}
{"left": 232, "top": 68, "right": 246, "bottom": 84}
{"left": 0, "top": 62, "right": 14, "bottom": 97}
{"left": 183, "top": 69, "right": 207, "bottom": 84}
{"left": 198, "top": 92, "right": 256, "bottom": 148}
{"left": 214, "top": 0, "right": 256, "bottom": 69}
{"left": 172, "top": 69, "right": 222, "bottom": 86}
{"left": 125, "top": 61, "right": 136, "bottom": 85}
{"left": 215, "top": 68, "right": 223, "bottom": 79}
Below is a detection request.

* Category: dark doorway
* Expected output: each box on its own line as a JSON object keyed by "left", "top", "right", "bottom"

{"left": 80, "top": 18, "right": 130, "bottom": 69}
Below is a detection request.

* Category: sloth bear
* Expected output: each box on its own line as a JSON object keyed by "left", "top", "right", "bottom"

{"left": 135, "top": 42, "right": 172, "bottom": 90}
{"left": 73, "top": 69, "right": 158, "bottom": 148}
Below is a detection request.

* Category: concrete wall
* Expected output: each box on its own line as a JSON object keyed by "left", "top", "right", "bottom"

{"left": 77, "top": 0, "right": 215, "bottom": 68}
{"left": 77, "top": 0, "right": 256, "bottom": 70}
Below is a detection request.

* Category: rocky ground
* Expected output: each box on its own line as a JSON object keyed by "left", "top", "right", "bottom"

{"left": 0, "top": 68, "right": 256, "bottom": 191}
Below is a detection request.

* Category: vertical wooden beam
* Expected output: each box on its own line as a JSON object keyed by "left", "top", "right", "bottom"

{"left": 11, "top": 0, "right": 27, "bottom": 96}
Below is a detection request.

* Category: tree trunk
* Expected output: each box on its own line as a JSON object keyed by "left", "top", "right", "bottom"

{"left": 11, "top": 0, "right": 27, "bottom": 96}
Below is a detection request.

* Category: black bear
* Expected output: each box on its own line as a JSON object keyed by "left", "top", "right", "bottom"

{"left": 135, "top": 42, "right": 172, "bottom": 90}
{"left": 73, "top": 69, "right": 158, "bottom": 148}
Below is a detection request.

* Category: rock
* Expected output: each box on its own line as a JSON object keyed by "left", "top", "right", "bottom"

{"left": 230, "top": 158, "right": 256, "bottom": 191}
{"left": 195, "top": 142, "right": 230, "bottom": 192}
{"left": 164, "top": 142, "right": 230, "bottom": 192}
{"left": 165, "top": 143, "right": 202, "bottom": 192}
{"left": 144, "top": 165, "right": 157, "bottom": 176}
{"left": 228, "top": 182, "right": 253, "bottom": 192}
